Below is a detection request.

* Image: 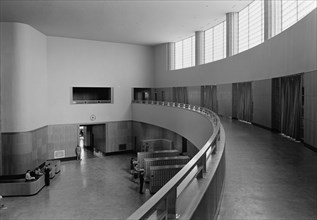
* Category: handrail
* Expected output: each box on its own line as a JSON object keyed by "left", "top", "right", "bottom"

{"left": 128, "top": 100, "right": 223, "bottom": 220}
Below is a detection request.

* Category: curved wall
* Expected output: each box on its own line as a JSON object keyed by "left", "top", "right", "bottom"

{"left": 0, "top": 22, "right": 48, "bottom": 132}
{"left": 154, "top": 9, "right": 317, "bottom": 87}
{"left": 130, "top": 103, "right": 225, "bottom": 220}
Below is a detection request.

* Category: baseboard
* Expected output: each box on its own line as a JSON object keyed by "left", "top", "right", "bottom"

{"left": 251, "top": 122, "right": 272, "bottom": 132}
{"left": 49, "top": 156, "right": 77, "bottom": 162}
{"left": 303, "top": 142, "right": 317, "bottom": 153}
{"left": 104, "top": 150, "right": 135, "bottom": 156}
{"left": 234, "top": 120, "right": 316, "bottom": 153}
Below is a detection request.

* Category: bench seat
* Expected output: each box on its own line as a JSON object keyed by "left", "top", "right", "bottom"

{"left": 0, "top": 175, "right": 45, "bottom": 196}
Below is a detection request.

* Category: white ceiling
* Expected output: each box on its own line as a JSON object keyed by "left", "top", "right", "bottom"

{"left": 0, "top": 0, "right": 252, "bottom": 46}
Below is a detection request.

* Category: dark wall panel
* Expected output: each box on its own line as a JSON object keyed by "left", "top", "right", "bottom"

{"left": 106, "top": 121, "right": 133, "bottom": 153}
{"left": 304, "top": 70, "right": 317, "bottom": 149}
{"left": 132, "top": 121, "right": 184, "bottom": 154}
{"left": 217, "top": 84, "right": 232, "bottom": 118}
{"left": 2, "top": 126, "right": 48, "bottom": 175}
{"left": 252, "top": 79, "right": 272, "bottom": 128}
{"left": 47, "top": 124, "right": 78, "bottom": 159}
{"left": 187, "top": 86, "right": 201, "bottom": 106}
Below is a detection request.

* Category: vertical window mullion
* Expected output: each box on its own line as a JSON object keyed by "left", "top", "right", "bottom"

{"left": 296, "top": 0, "right": 298, "bottom": 22}
{"left": 182, "top": 40, "right": 184, "bottom": 69}
{"left": 248, "top": 6, "right": 250, "bottom": 49}
{"left": 223, "top": 22, "right": 225, "bottom": 58}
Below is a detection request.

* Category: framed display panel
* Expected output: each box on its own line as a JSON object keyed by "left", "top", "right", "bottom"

{"left": 72, "top": 87, "right": 113, "bottom": 104}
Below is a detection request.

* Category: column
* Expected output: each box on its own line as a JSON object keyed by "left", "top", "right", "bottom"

{"left": 168, "top": 42, "right": 175, "bottom": 70}
{"left": 264, "top": 0, "right": 281, "bottom": 40}
{"left": 195, "top": 31, "right": 205, "bottom": 65}
{"left": 226, "top": 12, "right": 239, "bottom": 57}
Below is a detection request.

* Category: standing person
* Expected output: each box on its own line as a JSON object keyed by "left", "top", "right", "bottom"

{"left": 0, "top": 195, "right": 7, "bottom": 210}
{"left": 139, "top": 170, "right": 145, "bottom": 194}
{"left": 130, "top": 158, "right": 134, "bottom": 174}
{"left": 75, "top": 145, "right": 81, "bottom": 160}
{"left": 44, "top": 164, "right": 51, "bottom": 186}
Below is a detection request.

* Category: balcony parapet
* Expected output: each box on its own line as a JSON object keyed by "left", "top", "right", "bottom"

{"left": 129, "top": 100, "right": 226, "bottom": 220}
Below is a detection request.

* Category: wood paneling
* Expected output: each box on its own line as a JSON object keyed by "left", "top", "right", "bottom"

{"left": 106, "top": 121, "right": 132, "bottom": 153}
{"left": 132, "top": 121, "right": 183, "bottom": 153}
{"left": 92, "top": 124, "right": 106, "bottom": 152}
{"left": 1, "top": 126, "right": 48, "bottom": 175}
{"left": 252, "top": 79, "right": 272, "bottom": 128}
{"left": 47, "top": 124, "right": 78, "bottom": 159}
{"left": 217, "top": 84, "right": 232, "bottom": 118}
{"left": 304, "top": 70, "right": 317, "bottom": 149}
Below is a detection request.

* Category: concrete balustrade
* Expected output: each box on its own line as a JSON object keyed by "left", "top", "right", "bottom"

{"left": 129, "top": 101, "right": 225, "bottom": 220}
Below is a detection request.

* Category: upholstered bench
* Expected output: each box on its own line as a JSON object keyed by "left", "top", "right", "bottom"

{"left": 0, "top": 175, "right": 45, "bottom": 196}
{"left": 0, "top": 160, "right": 61, "bottom": 196}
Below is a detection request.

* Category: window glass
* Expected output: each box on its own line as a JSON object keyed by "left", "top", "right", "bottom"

{"left": 213, "top": 22, "right": 226, "bottom": 61}
{"left": 298, "top": 0, "right": 317, "bottom": 20}
{"left": 238, "top": 6, "right": 249, "bottom": 53}
{"left": 175, "top": 41, "right": 183, "bottom": 70}
{"left": 282, "top": 0, "right": 297, "bottom": 31}
{"left": 205, "top": 28, "right": 213, "bottom": 63}
{"left": 249, "top": 0, "right": 264, "bottom": 48}
{"left": 174, "top": 36, "right": 195, "bottom": 69}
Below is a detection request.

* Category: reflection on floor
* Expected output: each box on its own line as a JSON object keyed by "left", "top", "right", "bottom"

{"left": 218, "top": 118, "right": 317, "bottom": 220}
{"left": 0, "top": 148, "right": 151, "bottom": 220}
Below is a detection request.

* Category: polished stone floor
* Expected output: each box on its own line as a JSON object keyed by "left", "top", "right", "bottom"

{"left": 218, "top": 118, "right": 317, "bottom": 220}
{"left": 1, "top": 118, "right": 316, "bottom": 220}
{"left": 0, "top": 150, "right": 151, "bottom": 220}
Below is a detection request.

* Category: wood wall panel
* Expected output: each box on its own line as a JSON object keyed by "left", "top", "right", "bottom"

{"left": 217, "top": 84, "right": 232, "bottom": 118}
{"left": 132, "top": 121, "right": 184, "bottom": 154}
{"left": 252, "top": 79, "right": 272, "bottom": 128}
{"left": 1, "top": 126, "right": 48, "bottom": 175}
{"left": 92, "top": 124, "right": 106, "bottom": 152}
{"left": 106, "top": 121, "right": 132, "bottom": 153}
{"left": 304, "top": 70, "right": 317, "bottom": 149}
{"left": 47, "top": 124, "right": 78, "bottom": 159}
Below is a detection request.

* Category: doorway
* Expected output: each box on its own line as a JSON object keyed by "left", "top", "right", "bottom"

{"left": 78, "top": 124, "right": 106, "bottom": 158}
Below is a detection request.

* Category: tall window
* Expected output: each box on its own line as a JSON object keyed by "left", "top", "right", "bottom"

{"left": 174, "top": 36, "right": 195, "bottom": 70}
{"left": 169, "top": 0, "right": 316, "bottom": 70}
{"left": 282, "top": 0, "right": 298, "bottom": 30}
{"left": 238, "top": 0, "right": 264, "bottom": 53}
{"left": 205, "top": 28, "right": 213, "bottom": 63}
{"left": 274, "top": 0, "right": 316, "bottom": 35}
{"left": 204, "top": 21, "right": 226, "bottom": 64}
{"left": 298, "top": 0, "right": 317, "bottom": 20}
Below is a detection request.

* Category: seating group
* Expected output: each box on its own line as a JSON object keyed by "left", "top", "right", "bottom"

{"left": 0, "top": 160, "right": 61, "bottom": 196}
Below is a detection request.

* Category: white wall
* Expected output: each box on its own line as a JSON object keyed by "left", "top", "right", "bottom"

{"left": 0, "top": 22, "right": 48, "bottom": 132}
{"left": 154, "top": 9, "right": 317, "bottom": 87}
{"left": 47, "top": 36, "right": 154, "bottom": 125}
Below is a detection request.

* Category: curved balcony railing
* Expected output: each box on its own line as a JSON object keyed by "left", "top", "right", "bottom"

{"left": 128, "top": 100, "right": 226, "bottom": 220}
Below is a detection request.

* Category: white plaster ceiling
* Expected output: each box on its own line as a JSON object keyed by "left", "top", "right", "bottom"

{"left": 0, "top": 0, "right": 252, "bottom": 46}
